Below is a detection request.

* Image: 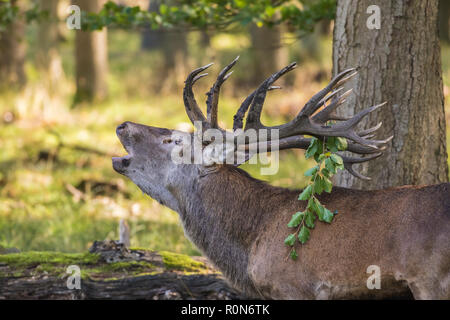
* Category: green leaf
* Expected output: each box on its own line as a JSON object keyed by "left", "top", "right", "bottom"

{"left": 298, "top": 185, "right": 312, "bottom": 201}
{"left": 290, "top": 248, "right": 298, "bottom": 260}
{"left": 311, "top": 198, "right": 324, "bottom": 217}
{"left": 305, "top": 210, "right": 316, "bottom": 228}
{"left": 298, "top": 226, "right": 310, "bottom": 244}
{"left": 330, "top": 154, "right": 344, "bottom": 166}
{"left": 323, "top": 176, "right": 333, "bottom": 193}
{"left": 325, "top": 158, "right": 336, "bottom": 174}
{"left": 326, "top": 137, "right": 338, "bottom": 153}
{"left": 321, "top": 167, "right": 331, "bottom": 178}
{"left": 304, "top": 165, "right": 319, "bottom": 177}
{"left": 305, "top": 138, "right": 319, "bottom": 159}
{"left": 159, "top": 4, "right": 168, "bottom": 15}
{"left": 317, "top": 153, "right": 326, "bottom": 162}
{"left": 322, "top": 208, "right": 334, "bottom": 223}
{"left": 287, "top": 211, "right": 304, "bottom": 228}
{"left": 284, "top": 233, "right": 296, "bottom": 246}
{"left": 314, "top": 176, "right": 324, "bottom": 195}
{"left": 336, "top": 137, "right": 348, "bottom": 151}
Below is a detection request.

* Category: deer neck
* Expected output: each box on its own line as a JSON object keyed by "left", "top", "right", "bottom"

{"left": 168, "top": 165, "right": 295, "bottom": 296}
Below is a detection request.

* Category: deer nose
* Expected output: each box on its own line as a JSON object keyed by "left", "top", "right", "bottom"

{"left": 116, "top": 122, "right": 128, "bottom": 135}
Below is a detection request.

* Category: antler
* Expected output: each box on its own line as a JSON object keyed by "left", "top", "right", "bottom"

{"left": 182, "top": 58, "right": 393, "bottom": 179}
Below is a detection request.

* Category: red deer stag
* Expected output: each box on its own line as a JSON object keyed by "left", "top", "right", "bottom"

{"left": 112, "top": 58, "right": 450, "bottom": 299}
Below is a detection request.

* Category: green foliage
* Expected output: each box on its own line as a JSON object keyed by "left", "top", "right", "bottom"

{"left": 0, "top": 0, "right": 19, "bottom": 31}
{"left": 285, "top": 136, "right": 346, "bottom": 259}
{"left": 0, "top": 0, "right": 48, "bottom": 31}
{"left": 78, "top": 0, "right": 336, "bottom": 33}
{"left": 0, "top": 0, "right": 336, "bottom": 32}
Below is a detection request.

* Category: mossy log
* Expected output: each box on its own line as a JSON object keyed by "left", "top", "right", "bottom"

{"left": 0, "top": 241, "right": 245, "bottom": 300}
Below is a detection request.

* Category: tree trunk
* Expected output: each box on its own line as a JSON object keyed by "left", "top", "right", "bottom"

{"left": 141, "top": 0, "right": 164, "bottom": 50}
{"left": 0, "top": 241, "right": 244, "bottom": 300}
{"left": 0, "top": 269, "right": 241, "bottom": 300}
{"left": 332, "top": 0, "right": 448, "bottom": 190}
{"left": 36, "top": 0, "right": 65, "bottom": 93}
{"left": 0, "top": 0, "right": 26, "bottom": 90}
{"left": 73, "top": 0, "right": 108, "bottom": 104}
{"left": 141, "top": 0, "right": 188, "bottom": 92}
{"left": 249, "top": 24, "right": 288, "bottom": 85}
{"left": 439, "top": 0, "right": 450, "bottom": 42}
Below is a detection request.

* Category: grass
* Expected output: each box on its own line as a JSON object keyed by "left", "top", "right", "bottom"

{"left": 0, "top": 30, "right": 448, "bottom": 256}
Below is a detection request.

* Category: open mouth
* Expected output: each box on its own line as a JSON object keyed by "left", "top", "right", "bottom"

{"left": 113, "top": 122, "right": 136, "bottom": 174}
{"left": 112, "top": 140, "right": 133, "bottom": 174}
{"left": 112, "top": 154, "right": 132, "bottom": 174}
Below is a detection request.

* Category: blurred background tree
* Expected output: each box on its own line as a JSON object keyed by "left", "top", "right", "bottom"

{"left": 141, "top": 0, "right": 188, "bottom": 92}
{"left": 73, "top": 0, "right": 109, "bottom": 104}
{"left": 0, "top": 0, "right": 27, "bottom": 89}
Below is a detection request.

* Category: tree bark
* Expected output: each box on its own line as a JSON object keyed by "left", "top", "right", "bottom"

{"left": 0, "top": 0, "right": 26, "bottom": 90}
{"left": 0, "top": 241, "right": 244, "bottom": 300}
{"left": 73, "top": 0, "right": 108, "bottom": 104}
{"left": 0, "top": 271, "right": 241, "bottom": 300}
{"left": 333, "top": 0, "right": 448, "bottom": 190}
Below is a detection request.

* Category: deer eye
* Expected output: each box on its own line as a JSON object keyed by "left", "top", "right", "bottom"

{"left": 162, "top": 138, "right": 173, "bottom": 144}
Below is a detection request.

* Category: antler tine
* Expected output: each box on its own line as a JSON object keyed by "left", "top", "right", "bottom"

{"left": 343, "top": 101, "right": 387, "bottom": 130}
{"left": 312, "top": 88, "right": 353, "bottom": 124}
{"left": 244, "top": 62, "right": 297, "bottom": 131}
{"left": 183, "top": 63, "right": 213, "bottom": 124}
{"left": 232, "top": 64, "right": 388, "bottom": 150}
{"left": 244, "top": 135, "right": 386, "bottom": 155}
{"left": 316, "top": 86, "right": 345, "bottom": 108}
{"left": 233, "top": 85, "right": 282, "bottom": 131}
{"left": 268, "top": 100, "right": 389, "bottom": 150}
{"left": 328, "top": 115, "right": 351, "bottom": 121}
{"left": 358, "top": 121, "right": 382, "bottom": 136}
{"left": 242, "top": 135, "right": 384, "bottom": 179}
{"left": 297, "top": 68, "right": 357, "bottom": 118}
{"left": 192, "top": 73, "right": 209, "bottom": 84}
{"left": 341, "top": 153, "right": 383, "bottom": 180}
{"left": 206, "top": 56, "right": 240, "bottom": 128}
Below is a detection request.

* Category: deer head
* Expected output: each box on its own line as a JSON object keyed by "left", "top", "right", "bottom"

{"left": 113, "top": 57, "right": 392, "bottom": 201}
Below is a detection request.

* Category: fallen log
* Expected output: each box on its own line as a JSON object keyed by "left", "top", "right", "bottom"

{"left": 0, "top": 241, "right": 245, "bottom": 300}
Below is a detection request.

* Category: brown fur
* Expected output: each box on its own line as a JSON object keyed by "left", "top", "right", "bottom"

{"left": 113, "top": 122, "right": 450, "bottom": 299}
{"left": 192, "top": 166, "right": 450, "bottom": 299}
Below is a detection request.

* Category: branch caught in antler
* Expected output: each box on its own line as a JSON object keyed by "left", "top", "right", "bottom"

{"left": 182, "top": 57, "right": 393, "bottom": 180}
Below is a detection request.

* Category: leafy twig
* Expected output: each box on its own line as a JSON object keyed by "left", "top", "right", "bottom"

{"left": 284, "top": 135, "right": 347, "bottom": 260}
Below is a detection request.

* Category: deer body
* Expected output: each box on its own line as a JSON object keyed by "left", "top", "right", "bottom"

{"left": 112, "top": 59, "right": 450, "bottom": 299}
{"left": 168, "top": 165, "right": 450, "bottom": 299}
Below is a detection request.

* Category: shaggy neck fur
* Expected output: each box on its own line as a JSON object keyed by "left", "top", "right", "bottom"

{"left": 168, "top": 165, "right": 299, "bottom": 297}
